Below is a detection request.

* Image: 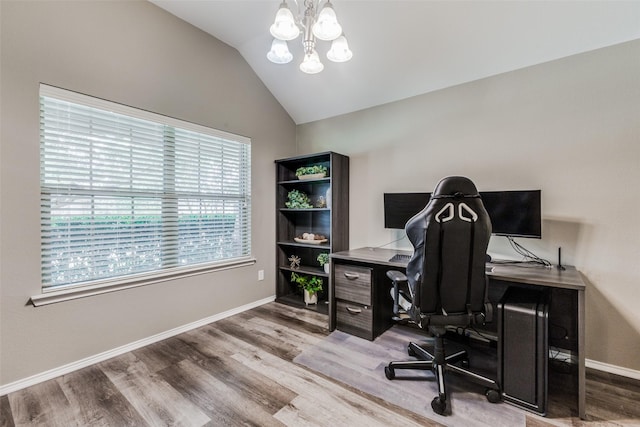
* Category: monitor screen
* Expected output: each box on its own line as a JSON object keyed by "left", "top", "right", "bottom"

{"left": 383, "top": 193, "right": 430, "bottom": 229}
{"left": 384, "top": 190, "right": 542, "bottom": 238}
{"left": 480, "top": 190, "right": 541, "bottom": 238}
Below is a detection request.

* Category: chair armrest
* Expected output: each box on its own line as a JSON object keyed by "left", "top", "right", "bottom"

{"left": 484, "top": 301, "right": 493, "bottom": 324}
{"left": 386, "top": 270, "right": 408, "bottom": 319}
{"left": 386, "top": 270, "right": 407, "bottom": 284}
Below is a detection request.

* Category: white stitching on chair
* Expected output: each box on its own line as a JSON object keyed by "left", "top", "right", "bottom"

{"left": 458, "top": 203, "right": 478, "bottom": 222}
{"left": 435, "top": 203, "right": 454, "bottom": 223}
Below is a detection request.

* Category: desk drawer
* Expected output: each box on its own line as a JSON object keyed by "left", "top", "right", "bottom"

{"left": 336, "top": 300, "right": 373, "bottom": 340}
{"left": 334, "top": 264, "right": 372, "bottom": 305}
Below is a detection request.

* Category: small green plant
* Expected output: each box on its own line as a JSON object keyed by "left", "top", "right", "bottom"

{"left": 317, "top": 252, "right": 329, "bottom": 266}
{"left": 285, "top": 189, "right": 312, "bottom": 209}
{"left": 291, "top": 272, "right": 323, "bottom": 294}
{"left": 295, "top": 164, "right": 327, "bottom": 177}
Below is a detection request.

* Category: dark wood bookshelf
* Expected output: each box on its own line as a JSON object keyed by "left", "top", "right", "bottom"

{"left": 275, "top": 152, "right": 349, "bottom": 314}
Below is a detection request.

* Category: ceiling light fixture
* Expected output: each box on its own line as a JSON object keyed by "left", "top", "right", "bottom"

{"left": 267, "top": 0, "right": 352, "bottom": 74}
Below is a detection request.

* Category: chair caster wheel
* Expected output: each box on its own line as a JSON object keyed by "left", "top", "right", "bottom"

{"left": 485, "top": 388, "right": 501, "bottom": 403}
{"left": 384, "top": 366, "right": 395, "bottom": 380}
{"left": 407, "top": 345, "right": 416, "bottom": 357}
{"left": 431, "top": 396, "right": 447, "bottom": 415}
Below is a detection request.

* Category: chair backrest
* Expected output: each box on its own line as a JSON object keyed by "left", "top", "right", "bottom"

{"left": 404, "top": 176, "right": 491, "bottom": 326}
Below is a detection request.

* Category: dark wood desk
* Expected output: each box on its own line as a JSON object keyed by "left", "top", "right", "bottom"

{"left": 329, "top": 246, "right": 586, "bottom": 419}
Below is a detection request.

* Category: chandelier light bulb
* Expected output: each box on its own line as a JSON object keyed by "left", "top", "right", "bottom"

{"left": 270, "top": 2, "right": 300, "bottom": 41}
{"left": 267, "top": 39, "right": 293, "bottom": 64}
{"left": 312, "top": 2, "right": 342, "bottom": 41}
{"left": 327, "top": 35, "right": 352, "bottom": 62}
{"left": 299, "top": 49, "right": 324, "bottom": 74}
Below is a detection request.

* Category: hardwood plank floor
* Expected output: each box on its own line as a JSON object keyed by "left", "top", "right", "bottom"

{"left": 1, "top": 302, "right": 639, "bottom": 426}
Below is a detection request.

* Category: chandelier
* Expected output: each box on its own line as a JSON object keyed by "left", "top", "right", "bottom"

{"left": 267, "top": 0, "right": 353, "bottom": 74}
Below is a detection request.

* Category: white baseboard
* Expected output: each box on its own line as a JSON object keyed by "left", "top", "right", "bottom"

{"left": 0, "top": 296, "right": 275, "bottom": 396}
{"left": 552, "top": 348, "right": 640, "bottom": 381}
{"left": 587, "top": 358, "right": 640, "bottom": 381}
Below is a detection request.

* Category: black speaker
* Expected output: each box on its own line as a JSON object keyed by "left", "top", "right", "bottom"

{"left": 498, "top": 287, "right": 549, "bottom": 415}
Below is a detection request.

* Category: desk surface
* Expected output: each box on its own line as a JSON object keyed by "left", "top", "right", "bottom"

{"left": 331, "top": 247, "right": 586, "bottom": 291}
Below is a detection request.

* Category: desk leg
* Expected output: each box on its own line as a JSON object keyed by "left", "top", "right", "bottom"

{"left": 578, "top": 288, "right": 586, "bottom": 420}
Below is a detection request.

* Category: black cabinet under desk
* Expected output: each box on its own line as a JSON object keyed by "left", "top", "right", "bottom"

{"left": 329, "top": 247, "right": 587, "bottom": 420}
{"left": 332, "top": 263, "right": 394, "bottom": 341}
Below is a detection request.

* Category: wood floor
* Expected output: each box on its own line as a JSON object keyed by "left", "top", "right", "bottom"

{"left": 1, "top": 302, "right": 639, "bottom": 426}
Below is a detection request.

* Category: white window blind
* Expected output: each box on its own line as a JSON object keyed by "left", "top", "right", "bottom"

{"left": 39, "top": 85, "right": 251, "bottom": 291}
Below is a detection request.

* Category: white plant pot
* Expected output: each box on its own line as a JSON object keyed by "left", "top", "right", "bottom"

{"left": 298, "top": 172, "right": 326, "bottom": 180}
{"left": 324, "top": 263, "right": 330, "bottom": 274}
{"left": 304, "top": 289, "right": 318, "bottom": 305}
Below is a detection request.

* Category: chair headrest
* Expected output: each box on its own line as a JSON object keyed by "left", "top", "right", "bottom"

{"left": 432, "top": 176, "right": 479, "bottom": 199}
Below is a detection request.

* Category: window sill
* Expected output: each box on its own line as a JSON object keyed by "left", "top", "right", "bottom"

{"left": 30, "top": 257, "right": 257, "bottom": 307}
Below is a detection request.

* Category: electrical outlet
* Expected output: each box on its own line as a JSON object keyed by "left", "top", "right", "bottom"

{"left": 258, "top": 270, "right": 264, "bottom": 281}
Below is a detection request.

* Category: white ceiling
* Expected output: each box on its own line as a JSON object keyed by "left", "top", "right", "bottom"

{"left": 150, "top": 0, "right": 640, "bottom": 124}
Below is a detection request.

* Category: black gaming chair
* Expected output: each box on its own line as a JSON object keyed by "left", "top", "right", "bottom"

{"left": 384, "top": 176, "right": 501, "bottom": 416}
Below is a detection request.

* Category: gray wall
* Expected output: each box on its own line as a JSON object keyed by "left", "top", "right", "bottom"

{"left": 0, "top": 0, "right": 296, "bottom": 385}
{"left": 2, "top": 0, "right": 639, "bottom": 388}
{"left": 298, "top": 40, "right": 640, "bottom": 372}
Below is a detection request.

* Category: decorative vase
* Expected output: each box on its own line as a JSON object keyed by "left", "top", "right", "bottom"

{"left": 324, "top": 263, "right": 330, "bottom": 274}
{"left": 304, "top": 289, "right": 318, "bottom": 305}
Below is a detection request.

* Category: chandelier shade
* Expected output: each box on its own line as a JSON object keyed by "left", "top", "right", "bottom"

{"left": 267, "top": 39, "right": 293, "bottom": 64}
{"left": 327, "top": 35, "right": 352, "bottom": 62}
{"left": 270, "top": 2, "right": 300, "bottom": 41}
{"left": 267, "top": 0, "right": 352, "bottom": 74}
{"left": 299, "top": 49, "right": 324, "bottom": 74}
{"left": 312, "top": 3, "right": 342, "bottom": 41}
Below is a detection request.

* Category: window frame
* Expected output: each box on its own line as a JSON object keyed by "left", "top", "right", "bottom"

{"left": 32, "top": 84, "right": 254, "bottom": 306}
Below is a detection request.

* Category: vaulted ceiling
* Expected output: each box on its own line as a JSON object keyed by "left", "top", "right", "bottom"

{"left": 151, "top": 1, "right": 640, "bottom": 124}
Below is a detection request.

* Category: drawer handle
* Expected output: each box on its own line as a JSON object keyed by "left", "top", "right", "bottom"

{"left": 344, "top": 272, "right": 360, "bottom": 280}
{"left": 345, "top": 306, "right": 362, "bottom": 314}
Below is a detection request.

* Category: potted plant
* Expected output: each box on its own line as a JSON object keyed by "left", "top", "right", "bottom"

{"left": 317, "top": 252, "right": 330, "bottom": 274}
{"left": 285, "top": 189, "right": 313, "bottom": 209}
{"left": 291, "top": 272, "right": 323, "bottom": 305}
{"left": 295, "top": 164, "right": 328, "bottom": 180}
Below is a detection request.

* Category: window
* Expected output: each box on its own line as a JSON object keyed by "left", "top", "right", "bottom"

{"left": 39, "top": 85, "right": 251, "bottom": 294}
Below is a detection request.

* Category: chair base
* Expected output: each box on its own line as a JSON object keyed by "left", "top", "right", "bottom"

{"left": 385, "top": 338, "right": 501, "bottom": 416}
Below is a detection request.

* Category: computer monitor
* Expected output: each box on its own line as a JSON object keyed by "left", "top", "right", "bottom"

{"left": 383, "top": 193, "right": 431, "bottom": 230}
{"left": 384, "top": 190, "right": 542, "bottom": 238}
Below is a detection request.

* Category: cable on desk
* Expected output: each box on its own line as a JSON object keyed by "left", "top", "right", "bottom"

{"left": 549, "top": 346, "right": 573, "bottom": 374}
{"left": 375, "top": 234, "right": 408, "bottom": 249}
{"left": 550, "top": 323, "right": 569, "bottom": 341}
{"left": 504, "top": 236, "right": 552, "bottom": 267}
